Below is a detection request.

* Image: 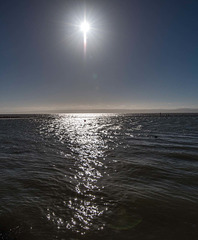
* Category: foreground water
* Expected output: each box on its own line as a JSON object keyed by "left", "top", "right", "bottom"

{"left": 0, "top": 113, "right": 198, "bottom": 240}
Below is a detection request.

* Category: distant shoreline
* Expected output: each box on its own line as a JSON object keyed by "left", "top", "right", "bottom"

{"left": 1, "top": 107, "right": 198, "bottom": 115}
{"left": 0, "top": 109, "right": 198, "bottom": 117}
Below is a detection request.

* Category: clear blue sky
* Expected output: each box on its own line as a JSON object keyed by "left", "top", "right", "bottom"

{"left": 1, "top": 0, "right": 198, "bottom": 113}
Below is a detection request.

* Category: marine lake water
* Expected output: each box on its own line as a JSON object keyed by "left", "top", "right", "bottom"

{"left": 1, "top": 113, "right": 198, "bottom": 240}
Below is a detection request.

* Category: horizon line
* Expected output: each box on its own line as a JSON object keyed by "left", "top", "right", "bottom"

{"left": 0, "top": 107, "right": 198, "bottom": 114}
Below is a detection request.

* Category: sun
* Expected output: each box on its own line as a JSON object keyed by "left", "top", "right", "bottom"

{"left": 79, "top": 20, "right": 91, "bottom": 55}
{"left": 80, "top": 20, "right": 90, "bottom": 33}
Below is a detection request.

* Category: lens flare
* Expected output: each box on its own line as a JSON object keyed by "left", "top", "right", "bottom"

{"left": 80, "top": 20, "right": 90, "bottom": 56}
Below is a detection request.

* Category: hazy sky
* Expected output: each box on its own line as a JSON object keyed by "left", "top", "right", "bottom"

{"left": 1, "top": 0, "right": 198, "bottom": 113}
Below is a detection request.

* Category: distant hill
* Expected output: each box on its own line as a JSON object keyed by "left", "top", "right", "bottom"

{"left": 48, "top": 108, "right": 198, "bottom": 114}
{"left": 1, "top": 108, "right": 198, "bottom": 114}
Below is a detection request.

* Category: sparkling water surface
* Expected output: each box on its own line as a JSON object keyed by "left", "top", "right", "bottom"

{"left": 1, "top": 113, "right": 198, "bottom": 240}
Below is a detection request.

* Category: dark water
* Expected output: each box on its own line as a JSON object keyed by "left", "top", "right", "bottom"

{"left": 1, "top": 113, "right": 198, "bottom": 240}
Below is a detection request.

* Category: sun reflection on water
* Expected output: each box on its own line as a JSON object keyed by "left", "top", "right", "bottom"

{"left": 44, "top": 113, "right": 112, "bottom": 234}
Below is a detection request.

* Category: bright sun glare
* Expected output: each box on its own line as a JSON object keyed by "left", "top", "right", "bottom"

{"left": 80, "top": 20, "right": 91, "bottom": 55}
{"left": 80, "top": 21, "right": 90, "bottom": 33}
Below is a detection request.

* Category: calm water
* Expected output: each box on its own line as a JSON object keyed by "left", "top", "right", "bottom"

{"left": 1, "top": 113, "right": 198, "bottom": 240}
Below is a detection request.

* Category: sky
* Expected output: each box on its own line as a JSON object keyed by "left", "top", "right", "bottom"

{"left": 1, "top": 0, "right": 198, "bottom": 113}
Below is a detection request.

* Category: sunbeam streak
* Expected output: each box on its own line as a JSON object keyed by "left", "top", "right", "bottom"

{"left": 80, "top": 19, "right": 90, "bottom": 56}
